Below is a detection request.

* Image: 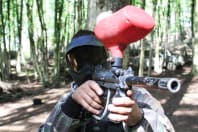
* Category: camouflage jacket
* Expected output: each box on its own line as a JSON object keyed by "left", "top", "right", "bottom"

{"left": 39, "top": 82, "right": 175, "bottom": 132}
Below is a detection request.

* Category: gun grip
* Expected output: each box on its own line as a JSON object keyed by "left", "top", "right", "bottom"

{"left": 92, "top": 88, "right": 115, "bottom": 120}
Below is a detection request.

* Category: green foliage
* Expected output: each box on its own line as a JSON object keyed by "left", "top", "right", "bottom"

{"left": 0, "top": 0, "right": 197, "bottom": 84}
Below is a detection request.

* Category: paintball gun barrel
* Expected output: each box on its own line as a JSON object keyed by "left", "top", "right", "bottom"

{"left": 125, "top": 76, "right": 181, "bottom": 93}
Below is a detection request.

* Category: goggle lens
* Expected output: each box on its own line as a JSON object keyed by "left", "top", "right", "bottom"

{"left": 66, "top": 46, "right": 107, "bottom": 72}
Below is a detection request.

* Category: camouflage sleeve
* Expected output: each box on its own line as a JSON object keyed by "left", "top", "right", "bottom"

{"left": 124, "top": 88, "right": 175, "bottom": 132}
{"left": 38, "top": 93, "right": 82, "bottom": 132}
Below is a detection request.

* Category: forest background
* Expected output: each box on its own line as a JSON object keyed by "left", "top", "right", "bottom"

{"left": 0, "top": 0, "right": 198, "bottom": 132}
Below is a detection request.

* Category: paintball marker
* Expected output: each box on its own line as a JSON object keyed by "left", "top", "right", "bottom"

{"left": 93, "top": 5, "right": 181, "bottom": 120}
{"left": 92, "top": 65, "right": 180, "bottom": 120}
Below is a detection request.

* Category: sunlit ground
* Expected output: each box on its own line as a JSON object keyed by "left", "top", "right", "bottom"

{"left": 0, "top": 87, "right": 69, "bottom": 132}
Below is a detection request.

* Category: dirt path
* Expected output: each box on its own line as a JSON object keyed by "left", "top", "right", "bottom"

{"left": 0, "top": 86, "right": 69, "bottom": 132}
{"left": 0, "top": 65, "right": 198, "bottom": 132}
{"left": 149, "top": 76, "right": 198, "bottom": 132}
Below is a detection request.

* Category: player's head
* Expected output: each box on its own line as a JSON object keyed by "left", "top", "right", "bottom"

{"left": 66, "top": 30, "right": 108, "bottom": 85}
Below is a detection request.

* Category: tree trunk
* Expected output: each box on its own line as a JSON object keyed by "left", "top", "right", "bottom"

{"left": 86, "top": 0, "right": 130, "bottom": 30}
{"left": 0, "top": 0, "right": 10, "bottom": 80}
{"left": 164, "top": 0, "right": 171, "bottom": 67}
{"left": 139, "top": 40, "right": 144, "bottom": 76}
{"left": 53, "top": 0, "right": 64, "bottom": 86}
{"left": 138, "top": 0, "right": 146, "bottom": 76}
{"left": 147, "top": 0, "right": 157, "bottom": 76}
{"left": 191, "top": 0, "right": 198, "bottom": 76}
{"left": 16, "top": 0, "right": 24, "bottom": 74}
{"left": 36, "top": 0, "right": 49, "bottom": 86}
{"left": 26, "top": 0, "right": 43, "bottom": 82}
{"left": 154, "top": 0, "right": 163, "bottom": 74}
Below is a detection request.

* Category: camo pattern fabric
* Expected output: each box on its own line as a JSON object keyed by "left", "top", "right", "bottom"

{"left": 39, "top": 83, "right": 175, "bottom": 132}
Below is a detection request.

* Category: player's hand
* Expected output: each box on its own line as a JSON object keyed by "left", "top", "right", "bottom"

{"left": 72, "top": 80, "right": 104, "bottom": 115}
{"left": 108, "top": 90, "right": 142, "bottom": 126}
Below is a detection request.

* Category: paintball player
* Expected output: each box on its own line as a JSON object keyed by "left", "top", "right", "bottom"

{"left": 39, "top": 30, "right": 175, "bottom": 132}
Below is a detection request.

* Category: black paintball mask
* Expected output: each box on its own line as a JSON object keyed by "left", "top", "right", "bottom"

{"left": 66, "top": 35, "right": 108, "bottom": 85}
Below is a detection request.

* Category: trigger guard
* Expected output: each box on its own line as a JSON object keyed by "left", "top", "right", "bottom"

{"left": 92, "top": 88, "right": 111, "bottom": 120}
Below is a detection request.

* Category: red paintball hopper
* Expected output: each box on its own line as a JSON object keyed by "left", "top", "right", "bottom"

{"left": 94, "top": 5, "right": 155, "bottom": 59}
